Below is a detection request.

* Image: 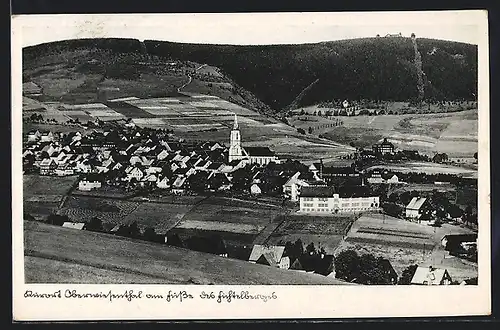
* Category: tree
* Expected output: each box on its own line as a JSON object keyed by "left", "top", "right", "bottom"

{"left": 47, "top": 214, "right": 68, "bottom": 226}
{"left": 166, "top": 233, "right": 184, "bottom": 247}
{"left": 474, "top": 152, "right": 478, "bottom": 160}
{"left": 143, "top": 227, "right": 158, "bottom": 242}
{"left": 305, "top": 242, "right": 316, "bottom": 255}
{"left": 308, "top": 127, "right": 313, "bottom": 134}
{"left": 398, "top": 264, "right": 418, "bottom": 285}
{"left": 87, "top": 217, "right": 103, "bottom": 232}
{"left": 297, "top": 128, "right": 306, "bottom": 135}
{"left": 334, "top": 250, "right": 360, "bottom": 282}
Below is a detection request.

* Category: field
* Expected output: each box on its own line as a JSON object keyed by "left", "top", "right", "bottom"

{"left": 265, "top": 214, "right": 356, "bottom": 254}
{"left": 367, "top": 162, "right": 478, "bottom": 178}
{"left": 121, "top": 202, "right": 194, "bottom": 234}
{"left": 23, "top": 175, "right": 78, "bottom": 219}
{"left": 290, "top": 110, "right": 478, "bottom": 157}
{"left": 336, "top": 213, "right": 477, "bottom": 280}
{"left": 24, "top": 221, "right": 346, "bottom": 284}
{"left": 24, "top": 70, "right": 355, "bottom": 162}
{"left": 23, "top": 175, "right": 78, "bottom": 197}
{"left": 59, "top": 196, "right": 140, "bottom": 225}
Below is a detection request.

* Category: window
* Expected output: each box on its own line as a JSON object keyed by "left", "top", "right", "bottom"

{"left": 318, "top": 197, "right": 329, "bottom": 202}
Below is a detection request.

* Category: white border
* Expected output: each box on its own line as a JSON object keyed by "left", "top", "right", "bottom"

{"left": 12, "top": 11, "right": 491, "bottom": 321}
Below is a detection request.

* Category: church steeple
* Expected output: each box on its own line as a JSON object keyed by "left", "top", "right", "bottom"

{"left": 233, "top": 113, "right": 238, "bottom": 130}
{"left": 229, "top": 113, "right": 242, "bottom": 162}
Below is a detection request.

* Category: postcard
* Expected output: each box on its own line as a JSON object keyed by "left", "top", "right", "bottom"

{"left": 12, "top": 10, "right": 491, "bottom": 321}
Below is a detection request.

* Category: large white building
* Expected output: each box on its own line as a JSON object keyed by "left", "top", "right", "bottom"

{"left": 299, "top": 186, "right": 380, "bottom": 214}
{"left": 228, "top": 114, "right": 279, "bottom": 165}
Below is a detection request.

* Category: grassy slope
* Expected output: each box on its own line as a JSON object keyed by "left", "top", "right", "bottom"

{"left": 290, "top": 110, "right": 477, "bottom": 157}
{"left": 24, "top": 221, "right": 348, "bottom": 285}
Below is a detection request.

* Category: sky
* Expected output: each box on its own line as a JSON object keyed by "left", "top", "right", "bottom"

{"left": 13, "top": 11, "right": 485, "bottom": 47}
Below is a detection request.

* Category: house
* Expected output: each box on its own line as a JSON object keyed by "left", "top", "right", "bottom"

{"left": 39, "top": 158, "right": 58, "bottom": 175}
{"left": 250, "top": 183, "right": 262, "bottom": 195}
{"left": 124, "top": 166, "right": 144, "bottom": 182}
{"left": 78, "top": 178, "right": 102, "bottom": 191}
{"left": 157, "top": 149, "right": 170, "bottom": 160}
{"left": 172, "top": 176, "right": 188, "bottom": 195}
{"left": 299, "top": 186, "right": 380, "bottom": 214}
{"left": 54, "top": 168, "right": 74, "bottom": 176}
{"left": 156, "top": 176, "right": 170, "bottom": 189}
{"left": 27, "top": 130, "right": 41, "bottom": 142}
{"left": 40, "top": 131, "right": 55, "bottom": 143}
{"left": 283, "top": 171, "right": 312, "bottom": 202}
{"left": 367, "top": 170, "right": 399, "bottom": 184}
{"left": 372, "top": 138, "right": 395, "bottom": 155}
{"left": 248, "top": 245, "right": 290, "bottom": 269}
{"left": 410, "top": 266, "right": 452, "bottom": 285}
{"left": 142, "top": 174, "right": 158, "bottom": 183}
{"left": 207, "top": 172, "right": 231, "bottom": 191}
{"left": 405, "top": 197, "right": 428, "bottom": 219}
{"left": 62, "top": 222, "right": 86, "bottom": 230}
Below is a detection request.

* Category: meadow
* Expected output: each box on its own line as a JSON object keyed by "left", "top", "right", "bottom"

{"left": 24, "top": 221, "right": 345, "bottom": 284}
{"left": 290, "top": 110, "right": 478, "bottom": 157}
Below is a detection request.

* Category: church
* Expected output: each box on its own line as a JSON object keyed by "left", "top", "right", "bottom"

{"left": 228, "top": 114, "right": 279, "bottom": 165}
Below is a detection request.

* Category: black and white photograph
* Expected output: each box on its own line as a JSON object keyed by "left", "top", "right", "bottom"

{"left": 12, "top": 11, "right": 491, "bottom": 320}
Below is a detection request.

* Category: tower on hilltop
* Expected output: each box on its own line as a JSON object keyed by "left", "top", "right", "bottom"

{"left": 229, "top": 113, "right": 242, "bottom": 162}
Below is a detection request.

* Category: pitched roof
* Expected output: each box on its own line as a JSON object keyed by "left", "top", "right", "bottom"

{"left": 300, "top": 186, "right": 336, "bottom": 198}
{"left": 411, "top": 266, "right": 451, "bottom": 285}
{"left": 249, "top": 245, "right": 285, "bottom": 264}
{"left": 62, "top": 222, "right": 86, "bottom": 230}
{"left": 406, "top": 197, "right": 427, "bottom": 210}
{"left": 244, "top": 146, "right": 276, "bottom": 157}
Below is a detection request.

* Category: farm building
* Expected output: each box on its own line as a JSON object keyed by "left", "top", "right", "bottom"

{"left": 410, "top": 266, "right": 452, "bottom": 285}
{"left": 249, "top": 245, "right": 290, "bottom": 269}
{"left": 405, "top": 197, "right": 429, "bottom": 219}
{"left": 367, "top": 170, "right": 399, "bottom": 184}
{"left": 62, "top": 222, "right": 86, "bottom": 230}
{"left": 228, "top": 114, "right": 279, "bottom": 165}
{"left": 372, "top": 138, "right": 395, "bottom": 155}
{"left": 299, "top": 186, "right": 380, "bottom": 214}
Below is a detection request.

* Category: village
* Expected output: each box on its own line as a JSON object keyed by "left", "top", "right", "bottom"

{"left": 23, "top": 105, "right": 479, "bottom": 285}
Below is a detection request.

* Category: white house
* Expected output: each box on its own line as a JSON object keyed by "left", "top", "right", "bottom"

{"left": 367, "top": 170, "right": 400, "bottom": 184}
{"left": 27, "top": 130, "right": 41, "bottom": 142}
{"left": 250, "top": 183, "right": 262, "bottom": 195}
{"left": 125, "top": 166, "right": 144, "bottom": 182}
{"left": 283, "top": 171, "right": 310, "bottom": 201}
{"left": 40, "top": 131, "right": 54, "bottom": 143}
{"left": 62, "top": 222, "right": 86, "bottom": 230}
{"left": 299, "top": 186, "right": 380, "bottom": 214}
{"left": 248, "top": 245, "right": 290, "bottom": 269}
{"left": 410, "top": 266, "right": 452, "bottom": 285}
{"left": 156, "top": 176, "right": 170, "bottom": 189}
{"left": 78, "top": 179, "right": 102, "bottom": 191}
{"left": 405, "top": 197, "right": 428, "bottom": 219}
{"left": 157, "top": 149, "right": 170, "bottom": 160}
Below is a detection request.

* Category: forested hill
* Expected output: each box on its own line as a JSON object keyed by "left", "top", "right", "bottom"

{"left": 24, "top": 37, "right": 477, "bottom": 111}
